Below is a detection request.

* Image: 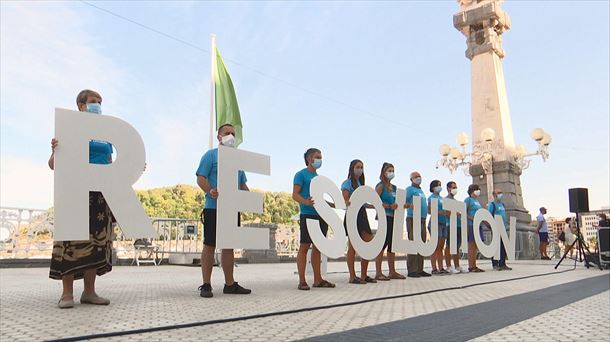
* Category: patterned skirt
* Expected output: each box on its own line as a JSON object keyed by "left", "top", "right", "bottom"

{"left": 49, "top": 191, "right": 113, "bottom": 280}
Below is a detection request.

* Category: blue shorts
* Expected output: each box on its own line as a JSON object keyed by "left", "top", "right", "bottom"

{"left": 427, "top": 222, "right": 448, "bottom": 239}
{"left": 446, "top": 227, "right": 462, "bottom": 248}
{"left": 467, "top": 223, "right": 483, "bottom": 243}
{"left": 539, "top": 232, "right": 549, "bottom": 242}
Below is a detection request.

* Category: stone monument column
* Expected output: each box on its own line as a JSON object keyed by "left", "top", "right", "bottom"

{"left": 454, "top": 0, "right": 537, "bottom": 258}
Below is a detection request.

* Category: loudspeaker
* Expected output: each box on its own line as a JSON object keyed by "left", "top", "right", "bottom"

{"left": 568, "top": 188, "right": 589, "bottom": 213}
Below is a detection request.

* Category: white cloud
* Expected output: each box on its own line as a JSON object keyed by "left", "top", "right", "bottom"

{"left": 1, "top": 2, "right": 128, "bottom": 208}
{"left": 0, "top": 156, "right": 53, "bottom": 209}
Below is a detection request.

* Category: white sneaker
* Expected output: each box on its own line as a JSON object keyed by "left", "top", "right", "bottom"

{"left": 448, "top": 267, "right": 460, "bottom": 274}
{"left": 460, "top": 266, "right": 469, "bottom": 273}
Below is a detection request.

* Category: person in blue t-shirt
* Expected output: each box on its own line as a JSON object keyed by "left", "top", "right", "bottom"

{"left": 465, "top": 184, "right": 485, "bottom": 272}
{"left": 374, "top": 162, "right": 405, "bottom": 281}
{"left": 443, "top": 181, "right": 465, "bottom": 274}
{"left": 427, "top": 180, "right": 451, "bottom": 275}
{"left": 47, "top": 89, "right": 115, "bottom": 309}
{"left": 488, "top": 188, "right": 512, "bottom": 271}
{"left": 293, "top": 148, "right": 335, "bottom": 290}
{"left": 405, "top": 171, "right": 431, "bottom": 278}
{"left": 341, "top": 159, "right": 376, "bottom": 284}
{"left": 196, "top": 123, "right": 251, "bottom": 298}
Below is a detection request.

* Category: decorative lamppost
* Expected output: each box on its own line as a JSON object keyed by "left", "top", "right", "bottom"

{"left": 437, "top": 128, "right": 552, "bottom": 202}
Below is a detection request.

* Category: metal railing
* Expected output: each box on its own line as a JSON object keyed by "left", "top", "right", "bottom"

{"left": 0, "top": 207, "right": 54, "bottom": 259}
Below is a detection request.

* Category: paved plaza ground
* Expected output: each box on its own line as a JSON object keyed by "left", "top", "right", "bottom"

{"left": 0, "top": 259, "right": 608, "bottom": 341}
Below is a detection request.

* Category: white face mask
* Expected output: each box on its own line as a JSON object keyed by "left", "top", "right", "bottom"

{"left": 474, "top": 190, "right": 481, "bottom": 197}
{"left": 386, "top": 172, "right": 395, "bottom": 180}
{"left": 434, "top": 186, "right": 442, "bottom": 194}
{"left": 451, "top": 188, "right": 458, "bottom": 196}
{"left": 413, "top": 176, "right": 422, "bottom": 185}
{"left": 221, "top": 134, "right": 236, "bottom": 147}
{"left": 354, "top": 168, "right": 363, "bottom": 177}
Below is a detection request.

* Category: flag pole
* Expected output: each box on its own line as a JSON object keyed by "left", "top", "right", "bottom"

{"left": 208, "top": 33, "right": 217, "bottom": 149}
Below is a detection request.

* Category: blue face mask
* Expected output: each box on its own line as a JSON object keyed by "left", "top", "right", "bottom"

{"left": 497, "top": 193, "right": 504, "bottom": 200}
{"left": 312, "top": 159, "right": 322, "bottom": 170}
{"left": 434, "top": 186, "right": 442, "bottom": 193}
{"left": 86, "top": 102, "right": 102, "bottom": 114}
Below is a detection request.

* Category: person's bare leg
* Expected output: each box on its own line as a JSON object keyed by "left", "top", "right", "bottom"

{"left": 388, "top": 252, "right": 396, "bottom": 273}
{"left": 221, "top": 249, "right": 235, "bottom": 286}
{"left": 83, "top": 269, "right": 97, "bottom": 295}
{"left": 360, "top": 232, "right": 373, "bottom": 279}
{"left": 437, "top": 238, "right": 446, "bottom": 270}
{"left": 347, "top": 242, "right": 356, "bottom": 281}
{"left": 444, "top": 245, "right": 452, "bottom": 269}
{"left": 201, "top": 245, "right": 215, "bottom": 284}
{"left": 61, "top": 274, "right": 74, "bottom": 299}
{"left": 468, "top": 241, "right": 477, "bottom": 268}
{"left": 297, "top": 243, "right": 310, "bottom": 285}
{"left": 375, "top": 249, "right": 385, "bottom": 277}
{"left": 312, "top": 246, "right": 323, "bottom": 284}
{"left": 453, "top": 254, "right": 460, "bottom": 268}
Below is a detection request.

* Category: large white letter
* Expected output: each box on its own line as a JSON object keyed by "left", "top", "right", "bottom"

{"left": 309, "top": 176, "right": 348, "bottom": 258}
{"left": 473, "top": 209, "right": 500, "bottom": 258}
{"left": 392, "top": 188, "right": 417, "bottom": 254}
{"left": 412, "top": 196, "right": 436, "bottom": 257}
{"left": 493, "top": 216, "right": 517, "bottom": 260}
{"left": 54, "top": 108, "right": 154, "bottom": 241}
{"left": 216, "top": 145, "right": 271, "bottom": 249}
{"left": 346, "top": 185, "right": 386, "bottom": 260}
{"left": 444, "top": 198, "right": 468, "bottom": 254}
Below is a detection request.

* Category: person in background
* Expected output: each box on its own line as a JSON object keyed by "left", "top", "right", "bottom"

{"left": 405, "top": 171, "right": 431, "bottom": 278}
{"left": 374, "top": 163, "right": 405, "bottom": 281}
{"left": 341, "top": 159, "right": 377, "bottom": 284}
{"left": 427, "top": 180, "right": 451, "bottom": 275}
{"left": 537, "top": 207, "right": 550, "bottom": 260}
{"left": 196, "top": 123, "right": 251, "bottom": 298}
{"left": 293, "top": 148, "right": 335, "bottom": 290}
{"left": 48, "top": 89, "right": 113, "bottom": 309}
{"left": 465, "top": 184, "right": 484, "bottom": 272}
{"left": 563, "top": 217, "right": 576, "bottom": 259}
{"left": 488, "top": 188, "right": 512, "bottom": 271}
{"left": 444, "top": 181, "right": 465, "bottom": 274}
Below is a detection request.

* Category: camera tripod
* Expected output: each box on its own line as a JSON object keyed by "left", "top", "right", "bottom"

{"left": 555, "top": 212, "right": 602, "bottom": 270}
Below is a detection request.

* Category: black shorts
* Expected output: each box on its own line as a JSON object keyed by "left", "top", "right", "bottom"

{"left": 300, "top": 214, "right": 328, "bottom": 244}
{"left": 343, "top": 207, "right": 373, "bottom": 236}
{"left": 384, "top": 215, "right": 394, "bottom": 253}
{"left": 202, "top": 209, "right": 240, "bottom": 247}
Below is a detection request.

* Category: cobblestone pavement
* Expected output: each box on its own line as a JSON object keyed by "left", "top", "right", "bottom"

{"left": 0, "top": 260, "right": 608, "bottom": 341}
{"left": 471, "top": 290, "right": 610, "bottom": 342}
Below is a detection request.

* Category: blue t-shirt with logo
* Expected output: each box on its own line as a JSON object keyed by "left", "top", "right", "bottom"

{"left": 89, "top": 140, "right": 112, "bottom": 164}
{"left": 196, "top": 148, "right": 247, "bottom": 209}
{"left": 377, "top": 182, "right": 397, "bottom": 217}
{"left": 406, "top": 185, "right": 428, "bottom": 218}
{"left": 444, "top": 195, "right": 462, "bottom": 229}
{"left": 464, "top": 196, "right": 482, "bottom": 225}
{"left": 294, "top": 168, "right": 318, "bottom": 216}
{"left": 488, "top": 201, "right": 508, "bottom": 229}
{"left": 341, "top": 179, "right": 361, "bottom": 196}
{"left": 428, "top": 193, "right": 447, "bottom": 226}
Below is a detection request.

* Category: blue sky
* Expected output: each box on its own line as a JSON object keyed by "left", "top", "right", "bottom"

{"left": 1, "top": 1, "right": 608, "bottom": 220}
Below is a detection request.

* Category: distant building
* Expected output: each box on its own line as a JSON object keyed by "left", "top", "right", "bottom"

{"left": 547, "top": 217, "right": 566, "bottom": 244}
{"left": 578, "top": 208, "right": 610, "bottom": 243}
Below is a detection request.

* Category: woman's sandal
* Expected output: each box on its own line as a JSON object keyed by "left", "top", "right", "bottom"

{"left": 375, "top": 274, "right": 391, "bottom": 281}
{"left": 298, "top": 283, "right": 310, "bottom": 291}
{"left": 364, "top": 276, "right": 377, "bottom": 283}
{"left": 349, "top": 277, "right": 365, "bottom": 284}
{"left": 313, "top": 280, "right": 336, "bottom": 288}
{"left": 469, "top": 267, "right": 485, "bottom": 273}
{"left": 389, "top": 272, "right": 406, "bottom": 280}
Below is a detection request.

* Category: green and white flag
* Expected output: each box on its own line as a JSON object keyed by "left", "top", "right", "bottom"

{"left": 214, "top": 47, "right": 243, "bottom": 147}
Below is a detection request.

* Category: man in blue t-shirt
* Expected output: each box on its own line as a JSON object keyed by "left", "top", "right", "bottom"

{"left": 405, "top": 171, "right": 431, "bottom": 278}
{"left": 488, "top": 188, "right": 512, "bottom": 271}
{"left": 195, "top": 123, "right": 251, "bottom": 298}
{"left": 292, "top": 148, "right": 334, "bottom": 291}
